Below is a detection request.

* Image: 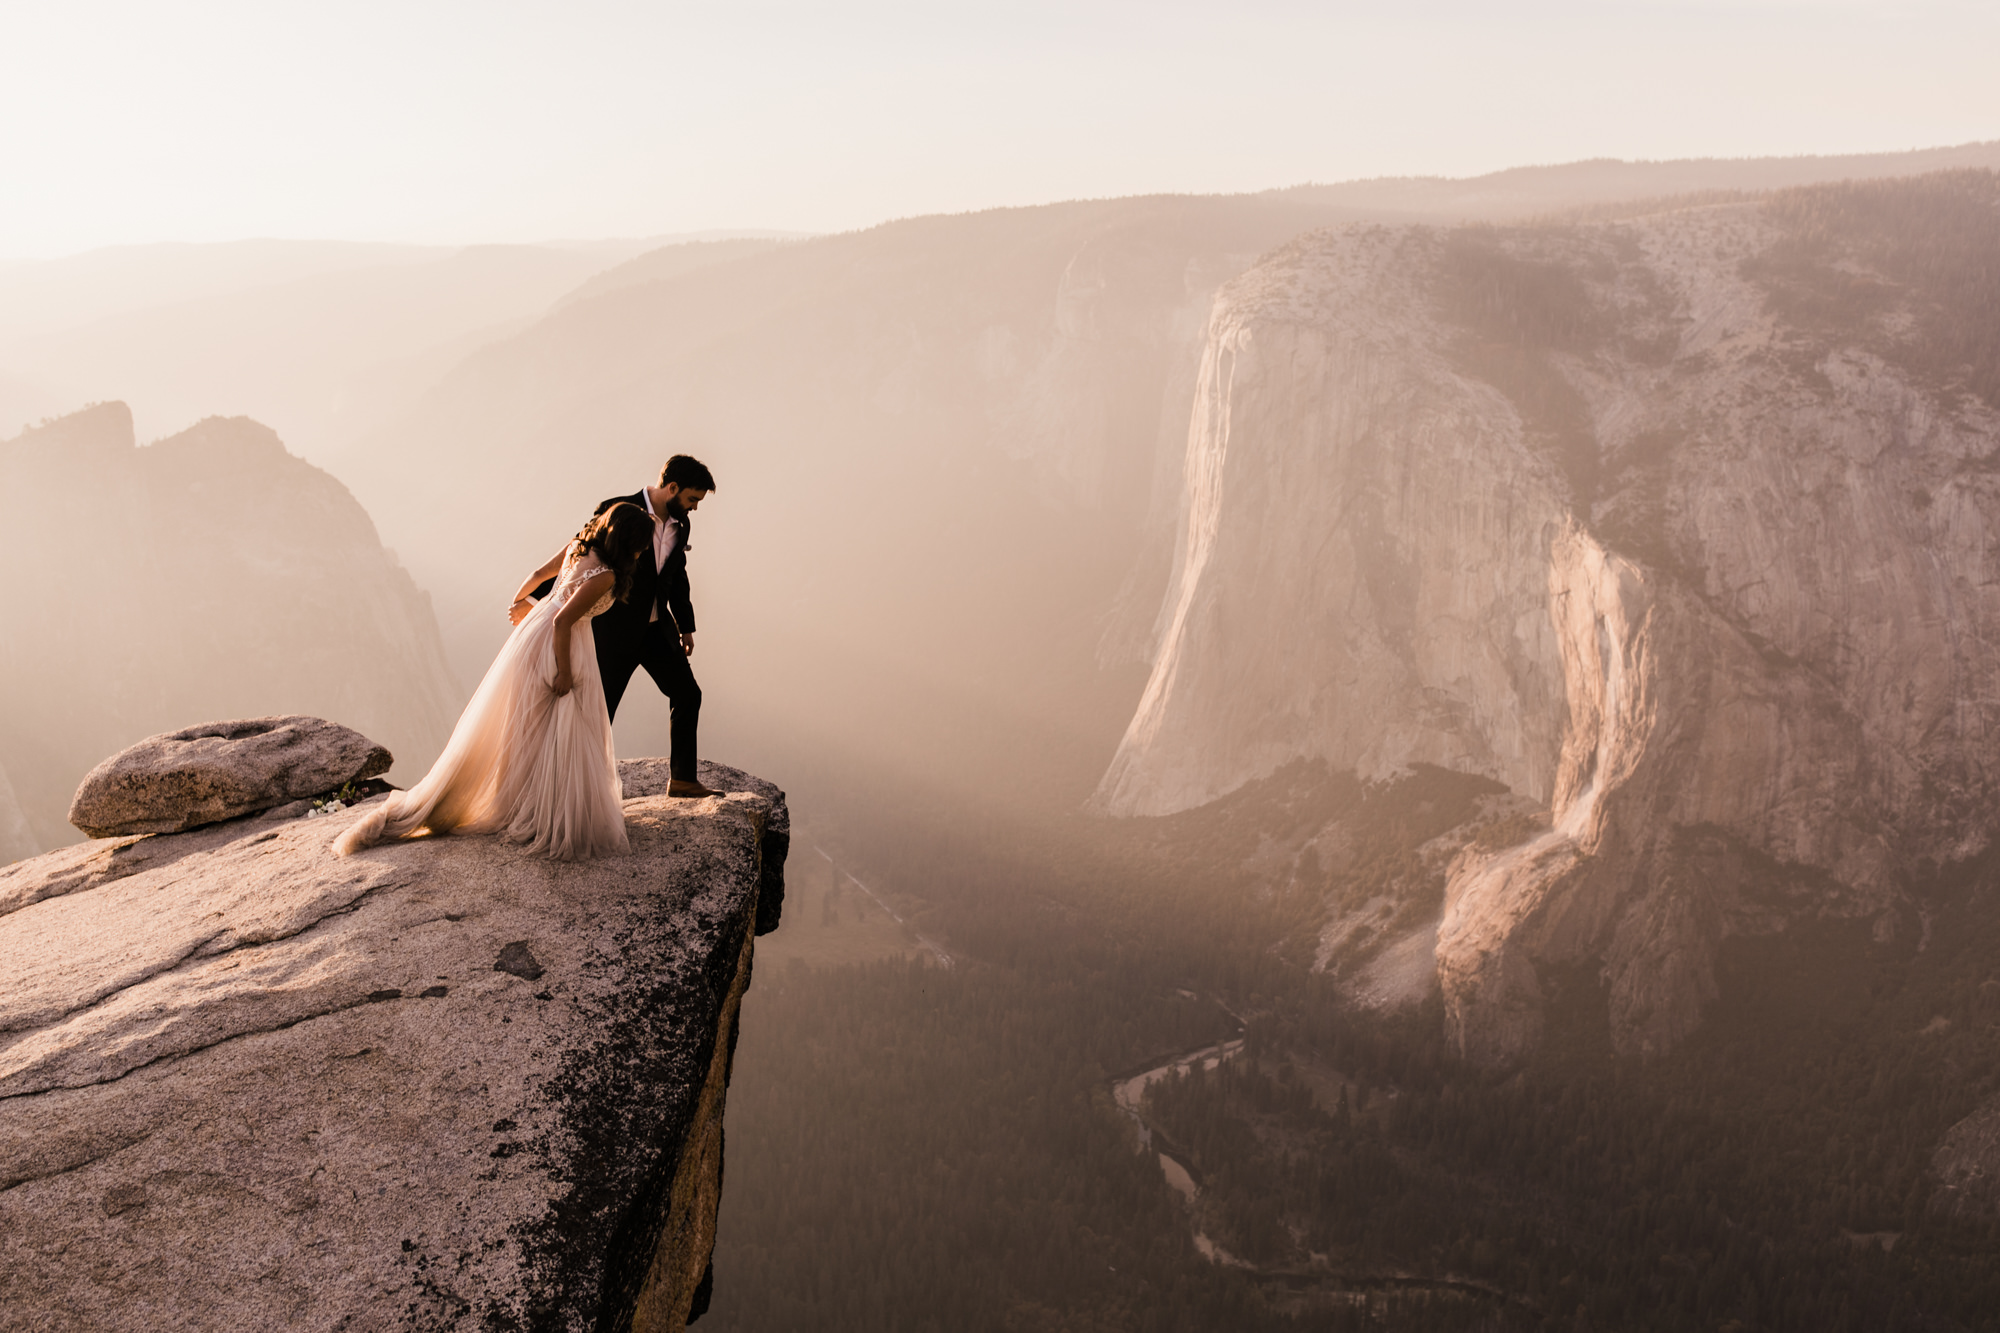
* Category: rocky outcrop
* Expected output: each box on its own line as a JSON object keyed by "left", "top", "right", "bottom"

{"left": 1933, "top": 1092, "right": 2000, "bottom": 1220}
{"left": 0, "top": 759, "right": 787, "bottom": 1330}
{"left": 69, "top": 716, "right": 392, "bottom": 837}
{"left": 1095, "top": 226, "right": 1575, "bottom": 817}
{"left": 0, "top": 404, "right": 461, "bottom": 856}
{"left": 1099, "top": 175, "right": 2000, "bottom": 1061}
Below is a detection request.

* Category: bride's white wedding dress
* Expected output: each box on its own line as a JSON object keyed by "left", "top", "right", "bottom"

{"left": 335, "top": 553, "right": 628, "bottom": 861}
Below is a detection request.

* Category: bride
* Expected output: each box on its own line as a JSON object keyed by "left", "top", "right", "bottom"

{"left": 335, "top": 503, "right": 656, "bottom": 861}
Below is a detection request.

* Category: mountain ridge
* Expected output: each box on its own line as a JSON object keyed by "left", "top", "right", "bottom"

{"left": 0, "top": 403, "right": 461, "bottom": 858}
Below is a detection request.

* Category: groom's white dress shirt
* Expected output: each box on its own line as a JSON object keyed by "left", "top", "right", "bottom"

{"left": 639, "top": 488, "right": 682, "bottom": 624}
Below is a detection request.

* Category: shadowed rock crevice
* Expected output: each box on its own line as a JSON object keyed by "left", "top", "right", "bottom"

{"left": 0, "top": 1133, "right": 152, "bottom": 1194}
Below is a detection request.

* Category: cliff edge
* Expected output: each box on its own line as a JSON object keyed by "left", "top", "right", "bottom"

{"left": 0, "top": 756, "right": 785, "bottom": 1331}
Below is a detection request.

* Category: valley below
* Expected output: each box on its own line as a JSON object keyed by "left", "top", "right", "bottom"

{"left": 707, "top": 761, "right": 2000, "bottom": 1331}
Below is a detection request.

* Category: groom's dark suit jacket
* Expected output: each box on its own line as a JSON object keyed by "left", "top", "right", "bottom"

{"left": 595, "top": 491, "right": 695, "bottom": 640}
{"left": 537, "top": 491, "right": 695, "bottom": 640}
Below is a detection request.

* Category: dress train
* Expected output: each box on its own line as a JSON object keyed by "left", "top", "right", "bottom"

{"left": 334, "top": 555, "right": 627, "bottom": 861}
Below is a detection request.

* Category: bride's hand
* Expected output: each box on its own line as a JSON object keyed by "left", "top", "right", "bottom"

{"left": 552, "top": 665, "right": 574, "bottom": 698}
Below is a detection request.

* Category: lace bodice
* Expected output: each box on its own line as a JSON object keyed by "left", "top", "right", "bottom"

{"left": 556, "top": 556, "right": 616, "bottom": 619}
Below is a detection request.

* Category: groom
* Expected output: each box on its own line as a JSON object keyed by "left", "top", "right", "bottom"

{"left": 515, "top": 455, "right": 719, "bottom": 798}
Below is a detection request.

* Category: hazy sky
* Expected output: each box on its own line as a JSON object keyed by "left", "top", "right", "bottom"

{"left": 3, "top": 0, "right": 1996, "bottom": 257}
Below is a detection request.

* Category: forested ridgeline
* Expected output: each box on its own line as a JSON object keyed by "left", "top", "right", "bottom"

{"left": 706, "top": 765, "right": 2000, "bottom": 1330}
{"left": 1752, "top": 169, "right": 2000, "bottom": 411}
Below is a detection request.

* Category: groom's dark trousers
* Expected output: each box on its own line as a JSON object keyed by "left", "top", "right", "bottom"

{"left": 596, "top": 617, "right": 700, "bottom": 779}
{"left": 539, "top": 490, "right": 701, "bottom": 781}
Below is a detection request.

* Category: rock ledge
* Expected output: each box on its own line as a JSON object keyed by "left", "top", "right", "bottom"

{"left": 2, "top": 757, "right": 786, "bottom": 1332}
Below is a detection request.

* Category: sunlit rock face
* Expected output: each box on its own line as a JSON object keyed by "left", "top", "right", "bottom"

{"left": 1933, "top": 1091, "right": 2000, "bottom": 1221}
{"left": 1100, "top": 181, "right": 2000, "bottom": 1062}
{"left": 1095, "top": 228, "right": 1575, "bottom": 817}
{"left": 0, "top": 403, "right": 460, "bottom": 857}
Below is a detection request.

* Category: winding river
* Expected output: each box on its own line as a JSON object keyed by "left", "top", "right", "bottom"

{"left": 1108, "top": 1004, "right": 1528, "bottom": 1313}
{"left": 1110, "top": 1004, "right": 1250, "bottom": 1266}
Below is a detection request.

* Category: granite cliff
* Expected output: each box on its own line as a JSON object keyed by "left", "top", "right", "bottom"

{"left": 0, "top": 403, "right": 461, "bottom": 858}
{"left": 0, "top": 753, "right": 786, "bottom": 1331}
{"left": 1098, "top": 172, "right": 2000, "bottom": 1062}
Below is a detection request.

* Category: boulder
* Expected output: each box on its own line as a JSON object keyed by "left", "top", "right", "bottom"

{"left": 68, "top": 716, "right": 393, "bottom": 838}
{"left": 0, "top": 760, "right": 787, "bottom": 1331}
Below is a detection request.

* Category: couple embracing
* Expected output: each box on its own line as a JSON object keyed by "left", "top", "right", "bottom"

{"left": 336, "top": 456, "right": 719, "bottom": 862}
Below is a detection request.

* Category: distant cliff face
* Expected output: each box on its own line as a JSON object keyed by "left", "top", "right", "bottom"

{"left": 1099, "top": 174, "right": 2000, "bottom": 1061}
{"left": 0, "top": 403, "right": 461, "bottom": 856}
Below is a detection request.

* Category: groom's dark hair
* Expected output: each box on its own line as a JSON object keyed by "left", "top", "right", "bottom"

{"left": 660, "top": 455, "right": 717, "bottom": 492}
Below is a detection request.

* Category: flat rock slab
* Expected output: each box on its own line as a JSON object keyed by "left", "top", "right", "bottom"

{"left": 1, "top": 762, "right": 787, "bottom": 1332}
{"left": 68, "top": 717, "right": 394, "bottom": 838}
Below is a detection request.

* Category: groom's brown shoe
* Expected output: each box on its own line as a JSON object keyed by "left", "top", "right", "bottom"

{"left": 667, "top": 779, "right": 722, "bottom": 799}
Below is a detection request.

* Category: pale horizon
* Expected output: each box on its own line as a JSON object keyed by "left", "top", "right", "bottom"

{"left": 14, "top": 139, "right": 2000, "bottom": 265}
{"left": 5, "top": 0, "right": 1998, "bottom": 259}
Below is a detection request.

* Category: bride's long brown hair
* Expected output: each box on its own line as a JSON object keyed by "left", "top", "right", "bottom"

{"left": 572, "top": 502, "right": 654, "bottom": 603}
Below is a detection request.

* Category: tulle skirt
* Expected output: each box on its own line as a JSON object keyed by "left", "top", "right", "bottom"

{"left": 335, "top": 597, "right": 627, "bottom": 861}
